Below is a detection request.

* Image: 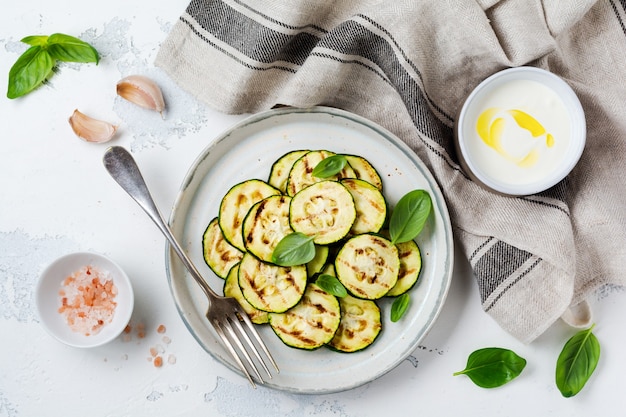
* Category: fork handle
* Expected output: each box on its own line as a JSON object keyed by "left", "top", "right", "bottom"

{"left": 103, "top": 146, "right": 218, "bottom": 299}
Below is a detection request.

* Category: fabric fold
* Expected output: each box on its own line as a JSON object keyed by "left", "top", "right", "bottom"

{"left": 156, "top": 0, "right": 626, "bottom": 343}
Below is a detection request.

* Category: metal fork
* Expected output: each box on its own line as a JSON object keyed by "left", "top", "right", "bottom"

{"left": 102, "top": 145, "right": 279, "bottom": 387}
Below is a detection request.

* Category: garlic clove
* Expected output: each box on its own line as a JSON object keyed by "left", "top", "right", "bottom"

{"left": 68, "top": 109, "right": 118, "bottom": 143}
{"left": 116, "top": 75, "right": 165, "bottom": 114}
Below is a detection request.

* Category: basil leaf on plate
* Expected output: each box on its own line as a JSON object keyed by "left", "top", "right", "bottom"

{"left": 46, "top": 33, "right": 99, "bottom": 63}
{"left": 7, "top": 46, "right": 54, "bottom": 99}
{"left": 390, "top": 293, "right": 410, "bottom": 322}
{"left": 315, "top": 274, "right": 347, "bottom": 298}
{"left": 454, "top": 347, "right": 527, "bottom": 388}
{"left": 312, "top": 154, "right": 347, "bottom": 178}
{"left": 389, "top": 189, "right": 432, "bottom": 244}
{"left": 272, "top": 232, "right": 316, "bottom": 266}
{"left": 555, "top": 324, "right": 600, "bottom": 398}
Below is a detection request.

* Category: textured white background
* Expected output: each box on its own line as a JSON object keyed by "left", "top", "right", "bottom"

{"left": 1, "top": 1, "right": 625, "bottom": 416}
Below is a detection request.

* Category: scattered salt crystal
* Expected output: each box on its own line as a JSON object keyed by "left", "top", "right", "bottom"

{"left": 167, "top": 354, "right": 176, "bottom": 365}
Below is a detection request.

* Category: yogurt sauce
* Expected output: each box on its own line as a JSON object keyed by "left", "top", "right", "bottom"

{"left": 463, "top": 79, "right": 571, "bottom": 186}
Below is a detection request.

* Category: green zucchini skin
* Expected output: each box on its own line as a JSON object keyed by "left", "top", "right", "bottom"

{"left": 242, "top": 194, "right": 293, "bottom": 263}
{"left": 218, "top": 179, "right": 281, "bottom": 252}
{"left": 202, "top": 217, "right": 244, "bottom": 279}
{"left": 285, "top": 150, "right": 355, "bottom": 196}
{"left": 335, "top": 234, "right": 400, "bottom": 300}
{"left": 307, "top": 245, "right": 329, "bottom": 278}
{"left": 340, "top": 178, "right": 387, "bottom": 235}
{"left": 327, "top": 294, "right": 382, "bottom": 353}
{"left": 269, "top": 283, "right": 341, "bottom": 350}
{"left": 223, "top": 263, "right": 269, "bottom": 324}
{"left": 289, "top": 180, "right": 356, "bottom": 245}
{"left": 238, "top": 252, "right": 307, "bottom": 313}
{"left": 268, "top": 149, "right": 309, "bottom": 193}
{"left": 386, "top": 239, "right": 422, "bottom": 296}
{"left": 344, "top": 154, "right": 383, "bottom": 191}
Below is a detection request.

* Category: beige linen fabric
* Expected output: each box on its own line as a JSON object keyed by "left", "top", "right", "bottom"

{"left": 156, "top": 0, "right": 626, "bottom": 343}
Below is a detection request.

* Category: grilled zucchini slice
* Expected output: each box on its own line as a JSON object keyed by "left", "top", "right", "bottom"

{"left": 269, "top": 283, "right": 341, "bottom": 350}
{"left": 335, "top": 234, "right": 399, "bottom": 299}
{"left": 218, "top": 179, "right": 281, "bottom": 252}
{"left": 268, "top": 150, "right": 309, "bottom": 193}
{"left": 386, "top": 239, "right": 422, "bottom": 296}
{"left": 285, "top": 150, "right": 356, "bottom": 196}
{"left": 223, "top": 264, "right": 269, "bottom": 324}
{"left": 289, "top": 180, "right": 356, "bottom": 245}
{"left": 307, "top": 245, "right": 329, "bottom": 278}
{"left": 242, "top": 194, "right": 293, "bottom": 263}
{"left": 238, "top": 252, "right": 307, "bottom": 313}
{"left": 327, "top": 294, "right": 382, "bottom": 353}
{"left": 202, "top": 217, "right": 244, "bottom": 279}
{"left": 340, "top": 178, "right": 387, "bottom": 235}
{"left": 344, "top": 154, "right": 383, "bottom": 191}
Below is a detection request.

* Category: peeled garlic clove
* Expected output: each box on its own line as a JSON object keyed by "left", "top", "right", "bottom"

{"left": 69, "top": 109, "right": 117, "bottom": 143}
{"left": 116, "top": 75, "right": 165, "bottom": 114}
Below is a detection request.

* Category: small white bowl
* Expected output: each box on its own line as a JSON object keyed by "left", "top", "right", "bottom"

{"left": 455, "top": 67, "right": 586, "bottom": 196}
{"left": 36, "top": 252, "right": 134, "bottom": 348}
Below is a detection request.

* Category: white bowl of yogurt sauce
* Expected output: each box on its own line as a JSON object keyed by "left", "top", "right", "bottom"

{"left": 455, "top": 66, "right": 586, "bottom": 196}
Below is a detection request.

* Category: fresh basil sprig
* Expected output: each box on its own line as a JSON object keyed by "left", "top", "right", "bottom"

{"left": 7, "top": 33, "right": 99, "bottom": 99}
{"left": 315, "top": 274, "right": 347, "bottom": 298}
{"left": 312, "top": 154, "right": 348, "bottom": 178}
{"left": 389, "top": 189, "right": 432, "bottom": 245}
{"left": 453, "top": 347, "right": 527, "bottom": 388}
{"left": 555, "top": 324, "right": 600, "bottom": 397}
{"left": 271, "top": 232, "right": 316, "bottom": 266}
{"left": 390, "top": 293, "right": 410, "bottom": 322}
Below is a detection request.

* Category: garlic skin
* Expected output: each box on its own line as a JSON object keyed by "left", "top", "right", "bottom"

{"left": 69, "top": 109, "right": 118, "bottom": 143}
{"left": 116, "top": 75, "right": 165, "bottom": 114}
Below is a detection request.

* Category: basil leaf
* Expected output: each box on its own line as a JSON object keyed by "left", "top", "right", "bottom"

{"left": 272, "top": 232, "right": 316, "bottom": 266}
{"left": 453, "top": 347, "right": 526, "bottom": 388}
{"left": 7, "top": 46, "right": 54, "bottom": 99}
{"left": 21, "top": 35, "right": 49, "bottom": 46}
{"left": 312, "top": 155, "right": 347, "bottom": 178}
{"left": 389, "top": 189, "right": 432, "bottom": 244}
{"left": 315, "top": 274, "right": 347, "bottom": 298}
{"left": 390, "top": 293, "right": 410, "bottom": 322}
{"left": 47, "top": 33, "right": 99, "bottom": 64}
{"left": 555, "top": 324, "right": 600, "bottom": 397}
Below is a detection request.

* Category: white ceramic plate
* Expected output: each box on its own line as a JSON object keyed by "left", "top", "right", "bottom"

{"left": 166, "top": 106, "right": 453, "bottom": 393}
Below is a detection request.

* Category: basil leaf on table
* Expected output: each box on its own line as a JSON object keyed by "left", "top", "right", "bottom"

{"left": 389, "top": 189, "right": 432, "bottom": 244}
{"left": 271, "top": 232, "right": 316, "bottom": 266}
{"left": 555, "top": 324, "right": 600, "bottom": 398}
{"left": 454, "top": 347, "right": 527, "bottom": 388}
{"left": 7, "top": 45, "right": 55, "bottom": 99}
{"left": 46, "top": 33, "right": 99, "bottom": 63}
{"left": 312, "top": 154, "right": 347, "bottom": 178}
{"left": 390, "top": 293, "right": 410, "bottom": 322}
{"left": 315, "top": 274, "right": 347, "bottom": 298}
{"left": 7, "top": 33, "right": 99, "bottom": 99}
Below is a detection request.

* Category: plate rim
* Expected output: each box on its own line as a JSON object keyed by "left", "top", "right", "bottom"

{"left": 165, "top": 105, "right": 454, "bottom": 393}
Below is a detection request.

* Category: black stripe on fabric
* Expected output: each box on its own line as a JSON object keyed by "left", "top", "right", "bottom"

{"left": 180, "top": 16, "right": 298, "bottom": 73}
{"left": 474, "top": 240, "right": 533, "bottom": 304}
{"left": 230, "top": 0, "right": 328, "bottom": 34}
{"left": 356, "top": 14, "right": 453, "bottom": 124}
{"left": 610, "top": 0, "right": 626, "bottom": 37}
{"left": 186, "top": 0, "right": 320, "bottom": 66}
{"left": 316, "top": 19, "right": 456, "bottom": 156}
{"left": 469, "top": 236, "right": 495, "bottom": 262}
{"left": 485, "top": 257, "right": 542, "bottom": 312}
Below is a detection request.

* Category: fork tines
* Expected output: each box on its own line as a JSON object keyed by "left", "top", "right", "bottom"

{"left": 212, "top": 300, "right": 279, "bottom": 388}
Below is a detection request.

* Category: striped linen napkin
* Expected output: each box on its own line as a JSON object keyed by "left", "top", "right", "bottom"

{"left": 155, "top": 0, "right": 626, "bottom": 343}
